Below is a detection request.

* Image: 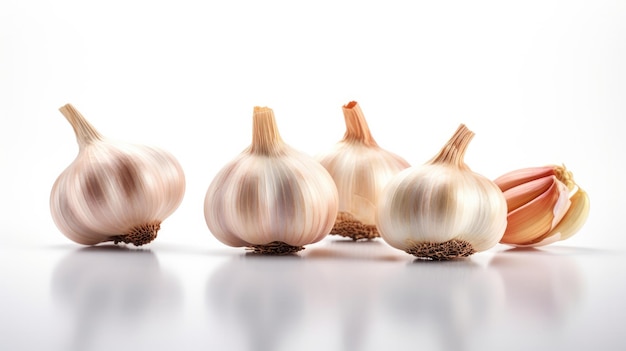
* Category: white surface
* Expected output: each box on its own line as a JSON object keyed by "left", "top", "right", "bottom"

{"left": 1, "top": 240, "right": 624, "bottom": 351}
{"left": 1, "top": 1, "right": 626, "bottom": 350}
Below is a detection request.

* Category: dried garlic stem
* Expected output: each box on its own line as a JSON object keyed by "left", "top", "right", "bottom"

{"left": 251, "top": 107, "right": 285, "bottom": 156}
{"left": 59, "top": 103, "right": 104, "bottom": 149}
{"left": 342, "top": 101, "right": 378, "bottom": 147}
{"left": 247, "top": 241, "right": 304, "bottom": 255}
{"left": 429, "top": 124, "right": 474, "bottom": 168}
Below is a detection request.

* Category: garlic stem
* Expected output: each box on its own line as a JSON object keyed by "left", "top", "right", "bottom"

{"left": 59, "top": 103, "right": 103, "bottom": 149}
{"left": 429, "top": 124, "right": 474, "bottom": 168}
{"left": 342, "top": 101, "right": 378, "bottom": 147}
{"left": 251, "top": 107, "right": 284, "bottom": 156}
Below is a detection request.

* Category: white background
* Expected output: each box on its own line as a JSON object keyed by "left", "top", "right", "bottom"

{"left": 2, "top": 2, "right": 626, "bottom": 350}
{"left": 2, "top": 0, "right": 624, "bottom": 249}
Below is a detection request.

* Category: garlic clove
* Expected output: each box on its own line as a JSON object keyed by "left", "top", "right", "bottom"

{"left": 501, "top": 175, "right": 556, "bottom": 212}
{"left": 521, "top": 187, "right": 590, "bottom": 247}
{"left": 493, "top": 165, "right": 559, "bottom": 192}
{"left": 543, "top": 188, "right": 590, "bottom": 242}
{"left": 50, "top": 104, "right": 186, "bottom": 246}
{"left": 494, "top": 164, "right": 589, "bottom": 246}
{"left": 502, "top": 177, "right": 570, "bottom": 245}
{"left": 317, "top": 101, "right": 410, "bottom": 240}
{"left": 204, "top": 106, "right": 339, "bottom": 255}
{"left": 495, "top": 164, "right": 576, "bottom": 192}
{"left": 376, "top": 124, "right": 508, "bottom": 260}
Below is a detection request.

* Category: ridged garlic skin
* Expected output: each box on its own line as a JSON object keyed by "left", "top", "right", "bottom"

{"left": 205, "top": 148, "right": 338, "bottom": 248}
{"left": 50, "top": 104, "right": 185, "bottom": 246}
{"left": 319, "top": 143, "right": 409, "bottom": 226}
{"left": 377, "top": 165, "right": 508, "bottom": 252}
{"left": 204, "top": 107, "right": 338, "bottom": 253}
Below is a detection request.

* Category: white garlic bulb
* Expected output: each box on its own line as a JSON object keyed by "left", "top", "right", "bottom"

{"left": 204, "top": 106, "right": 339, "bottom": 255}
{"left": 50, "top": 104, "right": 186, "bottom": 246}
{"left": 317, "top": 101, "right": 410, "bottom": 240}
{"left": 376, "top": 124, "right": 507, "bottom": 260}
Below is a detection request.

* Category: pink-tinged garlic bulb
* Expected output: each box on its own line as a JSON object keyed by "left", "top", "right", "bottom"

{"left": 50, "top": 104, "right": 185, "bottom": 246}
{"left": 376, "top": 124, "right": 508, "bottom": 260}
{"left": 204, "top": 106, "right": 339, "bottom": 255}
{"left": 494, "top": 165, "right": 590, "bottom": 247}
{"left": 317, "top": 101, "right": 410, "bottom": 240}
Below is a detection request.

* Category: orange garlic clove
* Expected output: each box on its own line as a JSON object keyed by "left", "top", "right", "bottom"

{"left": 501, "top": 177, "right": 570, "bottom": 245}
{"left": 494, "top": 165, "right": 589, "bottom": 247}
{"left": 495, "top": 165, "right": 570, "bottom": 192}
{"left": 501, "top": 175, "right": 555, "bottom": 212}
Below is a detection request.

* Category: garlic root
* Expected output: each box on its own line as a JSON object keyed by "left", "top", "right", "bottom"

{"left": 332, "top": 212, "right": 379, "bottom": 241}
{"left": 111, "top": 222, "right": 161, "bottom": 246}
{"left": 246, "top": 241, "right": 304, "bottom": 255}
{"left": 405, "top": 239, "right": 476, "bottom": 261}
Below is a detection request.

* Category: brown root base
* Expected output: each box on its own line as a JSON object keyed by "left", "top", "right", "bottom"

{"left": 331, "top": 212, "right": 379, "bottom": 241}
{"left": 405, "top": 239, "right": 475, "bottom": 261}
{"left": 246, "top": 241, "right": 304, "bottom": 255}
{"left": 111, "top": 222, "right": 160, "bottom": 246}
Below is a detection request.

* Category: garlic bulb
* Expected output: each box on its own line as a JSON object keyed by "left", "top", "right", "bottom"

{"left": 376, "top": 124, "right": 507, "bottom": 260}
{"left": 317, "top": 101, "right": 410, "bottom": 240}
{"left": 50, "top": 104, "right": 186, "bottom": 246}
{"left": 494, "top": 165, "right": 590, "bottom": 247}
{"left": 204, "top": 106, "right": 339, "bottom": 255}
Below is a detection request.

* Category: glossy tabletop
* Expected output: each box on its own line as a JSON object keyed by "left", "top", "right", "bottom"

{"left": 1, "top": 239, "right": 623, "bottom": 351}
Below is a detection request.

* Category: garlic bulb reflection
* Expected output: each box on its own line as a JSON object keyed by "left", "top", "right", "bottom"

{"left": 50, "top": 104, "right": 185, "bottom": 246}
{"left": 382, "top": 260, "right": 504, "bottom": 350}
{"left": 204, "top": 107, "right": 339, "bottom": 254}
{"left": 317, "top": 101, "right": 410, "bottom": 240}
{"left": 52, "top": 246, "right": 181, "bottom": 350}
{"left": 376, "top": 124, "right": 507, "bottom": 260}
{"left": 206, "top": 256, "right": 307, "bottom": 350}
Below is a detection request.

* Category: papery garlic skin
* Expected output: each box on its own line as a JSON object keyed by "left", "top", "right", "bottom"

{"left": 494, "top": 165, "right": 590, "bottom": 247}
{"left": 376, "top": 124, "right": 507, "bottom": 260}
{"left": 50, "top": 104, "right": 185, "bottom": 246}
{"left": 317, "top": 101, "right": 410, "bottom": 240}
{"left": 204, "top": 107, "right": 339, "bottom": 254}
